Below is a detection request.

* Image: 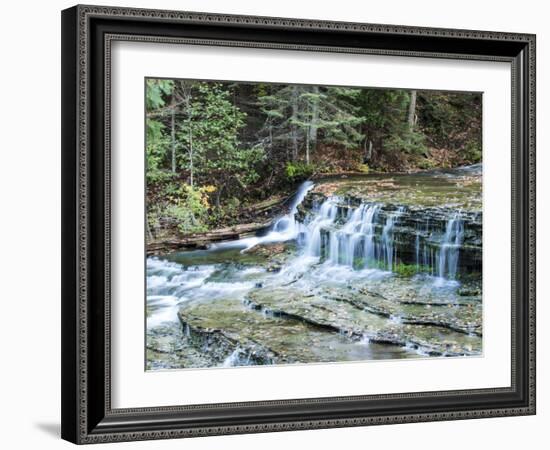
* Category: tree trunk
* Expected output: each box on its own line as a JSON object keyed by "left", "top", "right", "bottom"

{"left": 170, "top": 96, "right": 176, "bottom": 174}
{"left": 188, "top": 109, "right": 194, "bottom": 187}
{"left": 407, "top": 90, "right": 417, "bottom": 131}
{"left": 369, "top": 140, "right": 373, "bottom": 159}
{"left": 291, "top": 86, "right": 299, "bottom": 160}
{"left": 305, "top": 129, "right": 310, "bottom": 165}
{"left": 362, "top": 139, "right": 373, "bottom": 163}
{"left": 183, "top": 93, "right": 194, "bottom": 187}
{"left": 215, "top": 184, "right": 225, "bottom": 208}
{"left": 146, "top": 221, "right": 273, "bottom": 255}
{"left": 308, "top": 86, "right": 320, "bottom": 159}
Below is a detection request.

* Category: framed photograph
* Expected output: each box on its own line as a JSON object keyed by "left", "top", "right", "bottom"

{"left": 61, "top": 5, "right": 536, "bottom": 444}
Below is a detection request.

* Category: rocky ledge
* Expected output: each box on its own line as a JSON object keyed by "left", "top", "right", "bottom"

{"left": 297, "top": 192, "right": 482, "bottom": 275}
{"left": 176, "top": 277, "right": 481, "bottom": 368}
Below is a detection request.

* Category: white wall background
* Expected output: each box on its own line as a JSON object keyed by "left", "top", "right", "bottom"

{"left": 0, "top": 0, "right": 545, "bottom": 448}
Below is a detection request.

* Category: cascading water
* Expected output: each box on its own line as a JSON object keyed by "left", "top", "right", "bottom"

{"left": 361, "top": 205, "right": 380, "bottom": 267}
{"left": 271, "top": 180, "right": 314, "bottom": 236}
{"left": 323, "top": 204, "right": 381, "bottom": 268}
{"left": 222, "top": 347, "right": 253, "bottom": 367}
{"left": 298, "top": 198, "right": 465, "bottom": 282}
{"left": 379, "top": 207, "right": 404, "bottom": 270}
{"left": 210, "top": 181, "right": 314, "bottom": 252}
{"left": 437, "top": 213, "right": 464, "bottom": 280}
{"left": 187, "top": 181, "right": 466, "bottom": 283}
{"left": 304, "top": 199, "right": 338, "bottom": 257}
{"left": 300, "top": 203, "right": 408, "bottom": 272}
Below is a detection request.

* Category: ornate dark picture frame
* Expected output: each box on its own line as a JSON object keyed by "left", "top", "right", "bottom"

{"left": 61, "top": 4, "right": 536, "bottom": 444}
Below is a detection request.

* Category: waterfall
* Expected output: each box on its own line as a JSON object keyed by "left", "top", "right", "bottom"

{"left": 304, "top": 199, "right": 338, "bottom": 257}
{"left": 301, "top": 202, "right": 405, "bottom": 271}
{"left": 415, "top": 234, "right": 420, "bottom": 268}
{"left": 298, "top": 197, "right": 466, "bottom": 281}
{"left": 210, "top": 181, "right": 314, "bottom": 252}
{"left": 318, "top": 203, "right": 381, "bottom": 268}
{"left": 380, "top": 207, "right": 404, "bottom": 270}
{"left": 437, "top": 214, "right": 464, "bottom": 280}
{"left": 209, "top": 183, "right": 466, "bottom": 281}
{"left": 264, "top": 180, "right": 314, "bottom": 239}
{"left": 415, "top": 218, "right": 431, "bottom": 274}
{"left": 361, "top": 205, "right": 380, "bottom": 267}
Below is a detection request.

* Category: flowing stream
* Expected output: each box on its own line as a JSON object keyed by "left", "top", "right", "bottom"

{"left": 147, "top": 168, "right": 483, "bottom": 370}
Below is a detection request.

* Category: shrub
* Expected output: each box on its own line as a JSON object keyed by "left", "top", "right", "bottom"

{"left": 285, "top": 161, "right": 315, "bottom": 181}
{"left": 417, "top": 158, "right": 437, "bottom": 170}
{"left": 463, "top": 141, "right": 482, "bottom": 163}
{"left": 164, "top": 183, "right": 214, "bottom": 234}
{"left": 356, "top": 163, "right": 370, "bottom": 173}
{"left": 384, "top": 129, "right": 428, "bottom": 156}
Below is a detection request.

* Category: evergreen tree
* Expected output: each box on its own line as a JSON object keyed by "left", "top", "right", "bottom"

{"left": 177, "top": 83, "right": 264, "bottom": 205}
{"left": 259, "top": 85, "right": 364, "bottom": 165}
{"left": 145, "top": 79, "right": 174, "bottom": 182}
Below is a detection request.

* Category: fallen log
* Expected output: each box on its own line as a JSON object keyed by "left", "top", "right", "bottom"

{"left": 147, "top": 221, "right": 271, "bottom": 255}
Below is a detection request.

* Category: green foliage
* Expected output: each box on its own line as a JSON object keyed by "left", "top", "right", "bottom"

{"left": 321, "top": 87, "right": 365, "bottom": 148}
{"left": 177, "top": 83, "right": 265, "bottom": 195}
{"left": 145, "top": 79, "right": 174, "bottom": 110}
{"left": 357, "top": 89, "right": 409, "bottom": 134}
{"left": 417, "top": 91, "right": 482, "bottom": 162}
{"left": 209, "top": 197, "right": 242, "bottom": 225}
{"left": 259, "top": 85, "right": 364, "bottom": 162}
{"left": 356, "top": 163, "right": 370, "bottom": 173}
{"left": 356, "top": 89, "right": 432, "bottom": 169}
{"left": 285, "top": 161, "right": 315, "bottom": 181}
{"left": 144, "top": 78, "right": 482, "bottom": 238}
{"left": 463, "top": 141, "right": 482, "bottom": 163}
{"left": 384, "top": 128, "right": 427, "bottom": 156}
{"left": 394, "top": 263, "right": 431, "bottom": 277}
{"left": 417, "top": 158, "right": 437, "bottom": 170}
{"left": 145, "top": 79, "right": 176, "bottom": 182}
{"left": 164, "top": 183, "right": 213, "bottom": 234}
{"left": 352, "top": 260, "right": 431, "bottom": 276}
{"left": 146, "top": 210, "right": 160, "bottom": 231}
{"left": 146, "top": 119, "right": 172, "bottom": 183}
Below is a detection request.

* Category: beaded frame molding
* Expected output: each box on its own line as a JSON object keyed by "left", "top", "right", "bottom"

{"left": 61, "top": 4, "right": 536, "bottom": 444}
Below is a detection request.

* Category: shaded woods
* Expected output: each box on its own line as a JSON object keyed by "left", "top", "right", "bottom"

{"left": 145, "top": 79, "right": 481, "bottom": 240}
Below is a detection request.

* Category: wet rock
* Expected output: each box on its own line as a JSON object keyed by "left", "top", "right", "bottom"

{"left": 177, "top": 298, "right": 415, "bottom": 366}
{"left": 458, "top": 287, "right": 482, "bottom": 296}
{"left": 247, "top": 242, "right": 288, "bottom": 257}
{"left": 245, "top": 287, "right": 481, "bottom": 356}
{"left": 299, "top": 192, "right": 482, "bottom": 277}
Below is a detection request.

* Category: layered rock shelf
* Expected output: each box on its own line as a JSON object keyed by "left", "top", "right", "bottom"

{"left": 297, "top": 192, "right": 482, "bottom": 276}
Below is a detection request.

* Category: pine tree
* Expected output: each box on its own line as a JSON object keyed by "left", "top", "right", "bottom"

{"left": 177, "top": 83, "right": 264, "bottom": 205}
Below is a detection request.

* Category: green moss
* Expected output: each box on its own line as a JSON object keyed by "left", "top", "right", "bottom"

{"left": 394, "top": 263, "right": 431, "bottom": 277}
{"left": 320, "top": 172, "right": 482, "bottom": 211}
